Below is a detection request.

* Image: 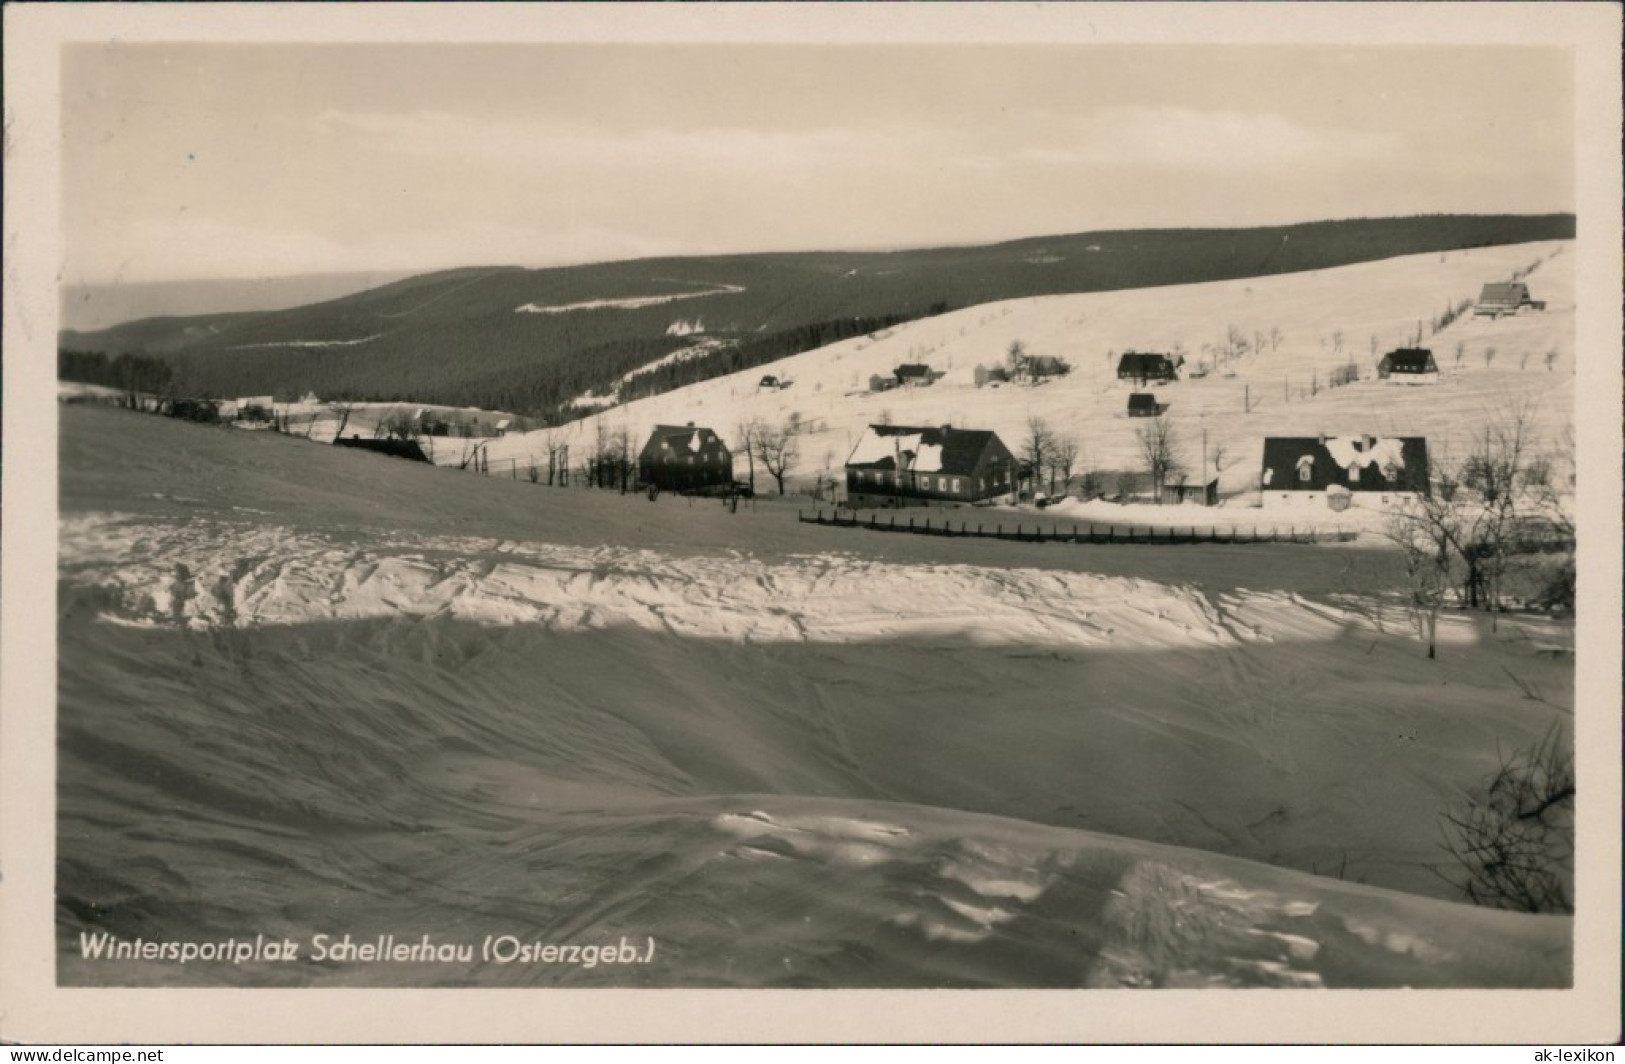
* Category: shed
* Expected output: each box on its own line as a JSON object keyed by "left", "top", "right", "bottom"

{"left": 1163, "top": 475, "right": 1219, "bottom": 506}
{"left": 1127, "top": 392, "right": 1160, "bottom": 417}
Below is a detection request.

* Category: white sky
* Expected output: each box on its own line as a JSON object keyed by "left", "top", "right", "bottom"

{"left": 61, "top": 43, "right": 1574, "bottom": 285}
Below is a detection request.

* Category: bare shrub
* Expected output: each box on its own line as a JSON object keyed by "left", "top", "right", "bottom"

{"left": 1438, "top": 720, "right": 1574, "bottom": 914}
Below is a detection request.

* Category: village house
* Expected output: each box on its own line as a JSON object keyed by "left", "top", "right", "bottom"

{"left": 893, "top": 363, "right": 935, "bottom": 387}
{"left": 1474, "top": 282, "right": 1543, "bottom": 317}
{"left": 1260, "top": 434, "right": 1430, "bottom": 506}
{"left": 637, "top": 423, "right": 734, "bottom": 493}
{"left": 844, "top": 424, "right": 1017, "bottom": 509}
{"left": 1376, "top": 347, "right": 1440, "bottom": 383}
{"left": 1116, "top": 352, "right": 1180, "bottom": 386}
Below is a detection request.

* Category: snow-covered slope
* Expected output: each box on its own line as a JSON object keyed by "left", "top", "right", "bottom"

{"left": 488, "top": 241, "right": 1573, "bottom": 494}
{"left": 56, "top": 405, "right": 1575, "bottom": 988}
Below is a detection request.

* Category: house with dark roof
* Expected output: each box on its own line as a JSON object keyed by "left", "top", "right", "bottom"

{"left": 1116, "top": 352, "right": 1179, "bottom": 386}
{"left": 893, "top": 363, "right": 936, "bottom": 387}
{"left": 845, "top": 424, "right": 1016, "bottom": 508}
{"left": 334, "top": 435, "right": 430, "bottom": 463}
{"left": 1260, "top": 435, "right": 1430, "bottom": 505}
{"left": 1475, "top": 282, "right": 1537, "bottom": 317}
{"left": 1376, "top": 347, "right": 1440, "bottom": 383}
{"left": 638, "top": 424, "right": 733, "bottom": 492}
{"left": 1127, "top": 392, "right": 1161, "bottom": 417}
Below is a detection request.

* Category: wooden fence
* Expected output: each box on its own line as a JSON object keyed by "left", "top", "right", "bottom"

{"left": 797, "top": 510, "right": 1358, "bottom": 545}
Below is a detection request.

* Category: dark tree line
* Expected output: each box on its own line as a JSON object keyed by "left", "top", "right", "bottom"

{"left": 59, "top": 349, "right": 174, "bottom": 399}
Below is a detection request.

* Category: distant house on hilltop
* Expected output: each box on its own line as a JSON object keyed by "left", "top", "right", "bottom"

{"left": 1261, "top": 434, "right": 1430, "bottom": 504}
{"left": 334, "top": 435, "right": 430, "bottom": 463}
{"left": 1116, "top": 352, "right": 1179, "bottom": 386}
{"left": 1475, "top": 282, "right": 1543, "bottom": 317}
{"left": 845, "top": 424, "right": 1016, "bottom": 509}
{"left": 1376, "top": 347, "right": 1439, "bottom": 383}
{"left": 894, "top": 363, "right": 935, "bottom": 387}
{"left": 638, "top": 423, "right": 733, "bottom": 492}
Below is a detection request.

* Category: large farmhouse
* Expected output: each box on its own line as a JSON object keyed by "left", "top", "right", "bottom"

{"left": 638, "top": 423, "right": 733, "bottom": 492}
{"left": 1261, "top": 435, "right": 1430, "bottom": 504}
{"left": 1376, "top": 347, "right": 1440, "bottom": 383}
{"left": 845, "top": 424, "right": 1016, "bottom": 509}
{"left": 1116, "top": 352, "right": 1179, "bottom": 386}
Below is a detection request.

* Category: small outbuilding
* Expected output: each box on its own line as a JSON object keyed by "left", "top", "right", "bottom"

{"left": 1163, "top": 475, "right": 1219, "bottom": 507}
{"left": 1127, "top": 392, "right": 1160, "bottom": 417}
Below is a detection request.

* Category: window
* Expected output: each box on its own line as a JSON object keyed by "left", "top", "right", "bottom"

{"left": 1348, "top": 463, "right": 1361, "bottom": 483}
{"left": 950, "top": 478, "right": 961, "bottom": 493}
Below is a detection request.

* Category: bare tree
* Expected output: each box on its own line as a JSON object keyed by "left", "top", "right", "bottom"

{"left": 1051, "top": 433, "right": 1081, "bottom": 495}
{"left": 753, "top": 420, "right": 799, "bottom": 495}
{"left": 328, "top": 400, "right": 358, "bottom": 443}
{"left": 1136, "top": 415, "right": 1184, "bottom": 504}
{"left": 1006, "top": 340, "right": 1033, "bottom": 384}
{"left": 1022, "top": 415, "right": 1054, "bottom": 497}
{"left": 734, "top": 418, "right": 761, "bottom": 493}
{"left": 613, "top": 424, "right": 635, "bottom": 492}
{"left": 1385, "top": 494, "right": 1460, "bottom": 659}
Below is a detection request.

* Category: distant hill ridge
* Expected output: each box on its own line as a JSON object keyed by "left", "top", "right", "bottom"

{"left": 59, "top": 214, "right": 1574, "bottom": 421}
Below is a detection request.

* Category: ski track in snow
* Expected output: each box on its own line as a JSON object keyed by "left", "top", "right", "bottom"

{"left": 61, "top": 512, "right": 1292, "bottom": 652}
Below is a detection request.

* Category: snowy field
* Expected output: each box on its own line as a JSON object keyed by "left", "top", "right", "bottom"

{"left": 54, "top": 404, "right": 1573, "bottom": 988}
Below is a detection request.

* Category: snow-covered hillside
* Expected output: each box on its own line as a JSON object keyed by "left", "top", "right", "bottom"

{"left": 489, "top": 241, "right": 1573, "bottom": 496}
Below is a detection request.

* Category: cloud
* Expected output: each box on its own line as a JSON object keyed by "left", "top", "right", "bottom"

{"left": 311, "top": 108, "right": 910, "bottom": 175}
{"left": 1021, "top": 106, "right": 1402, "bottom": 171}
